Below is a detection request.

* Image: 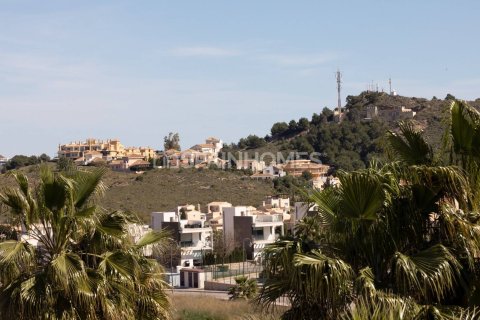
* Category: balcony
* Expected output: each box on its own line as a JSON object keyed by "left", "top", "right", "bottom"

{"left": 184, "top": 223, "right": 203, "bottom": 228}
{"left": 180, "top": 241, "right": 194, "bottom": 248}
{"left": 180, "top": 223, "right": 212, "bottom": 234}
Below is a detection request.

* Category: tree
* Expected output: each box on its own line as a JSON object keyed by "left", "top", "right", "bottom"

{"left": 39, "top": 153, "right": 51, "bottom": 162}
{"left": 164, "top": 132, "right": 181, "bottom": 151}
{"left": 301, "top": 170, "right": 313, "bottom": 181}
{"left": 5, "top": 155, "right": 40, "bottom": 170}
{"left": 445, "top": 93, "right": 456, "bottom": 100}
{"left": 271, "top": 122, "right": 289, "bottom": 137}
{"left": 228, "top": 276, "right": 258, "bottom": 300}
{"left": 211, "top": 230, "right": 235, "bottom": 266}
{"left": 238, "top": 135, "right": 267, "bottom": 149}
{"left": 297, "top": 117, "right": 310, "bottom": 132}
{"left": 288, "top": 120, "right": 298, "bottom": 133}
{"left": 0, "top": 166, "right": 171, "bottom": 319}
{"left": 256, "top": 100, "right": 480, "bottom": 319}
{"left": 57, "top": 156, "right": 76, "bottom": 171}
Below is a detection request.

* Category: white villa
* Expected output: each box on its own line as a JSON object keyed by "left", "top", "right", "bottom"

{"left": 222, "top": 205, "right": 285, "bottom": 259}
{"left": 151, "top": 207, "right": 213, "bottom": 269}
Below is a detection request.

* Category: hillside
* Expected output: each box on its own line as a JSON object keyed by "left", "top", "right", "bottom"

{"left": 225, "top": 92, "right": 480, "bottom": 172}
{"left": 0, "top": 166, "right": 275, "bottom": 222}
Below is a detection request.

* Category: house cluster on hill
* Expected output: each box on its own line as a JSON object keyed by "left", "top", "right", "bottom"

{"left": 57, "top": 137, "right": 335, "bottom": 189}
{"left": 57, "top": 137, "right": 227, "bottom": 171}
{"left": 150, "top": 195, "right": 297, "bottom": 270}
{"left": 364, "top": 105, "right": 416, "bottom": 121}
{"left": 248, "top": 159, "right": 333, "bottom": 189}
{"left": 57, "top": 138, "right": 155, "bottom": 171}
{"left": 161, "top": 137, "right": 226, "bottom": 169}
{"left": 15, "top": 193, "right": 315, "bottom": 289}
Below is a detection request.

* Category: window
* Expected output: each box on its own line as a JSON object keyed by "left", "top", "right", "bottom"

{"left": 252, "top": 227, "right": 264, "bottom": 239}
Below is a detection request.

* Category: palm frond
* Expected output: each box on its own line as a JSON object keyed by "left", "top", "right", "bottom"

{"left": 449, "top": 100, "right": 480, "bottom": 158}
{"left": 337, "top": 170, "right": 387, "bottom": 221}
{"left": 393, "top": 244, "right": 461, "bottom": 302}
{"left": 71, "top": 168, "right": 107, "bottom": 209}
{"left": 135, "top": 229, "right": 170, "bottom": 249}
{"left": 387, "top": 121, "right": 434, "bottom": 165}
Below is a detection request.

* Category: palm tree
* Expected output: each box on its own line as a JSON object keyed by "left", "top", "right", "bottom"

{"left": 256, "top": 100, "right": 480, "bottom": 319}
{"left": 228, "top": 275, "right": 258, "bottom": 300}
{"left": 0, "top": 166, "right": 171, "bottom": 320}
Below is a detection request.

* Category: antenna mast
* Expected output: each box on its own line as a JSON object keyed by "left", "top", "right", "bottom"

{"left": 336, "top": 69, "right": 342, "bottom": 111}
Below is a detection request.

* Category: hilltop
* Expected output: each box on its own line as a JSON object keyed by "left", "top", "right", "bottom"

{"left": 0, "top": 166, "right": 275, "bottom": 222}
{"left": 224, "top": 92, "right": 480, "bottom": 172}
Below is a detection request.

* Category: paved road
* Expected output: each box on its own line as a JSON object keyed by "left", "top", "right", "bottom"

{"left": 169, "top": 288, "right": 229, "bottom": 300}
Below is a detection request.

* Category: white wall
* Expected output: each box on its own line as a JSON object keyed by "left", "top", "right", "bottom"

{"left": 150, "top": 211, "right": 177, "bottom": 230}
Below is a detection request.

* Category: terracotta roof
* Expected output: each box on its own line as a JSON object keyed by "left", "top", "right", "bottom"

{"left": 192, "top": 144, "right": 215, "bottom": 149}
{"left": 129, "top": 160, "right": 150, "bottom": 167}
{"left": 165, "top": 149, "right": 180, "bottom": 155}
{"left": 124, "top": 154, "right": 144, "bottom": 159}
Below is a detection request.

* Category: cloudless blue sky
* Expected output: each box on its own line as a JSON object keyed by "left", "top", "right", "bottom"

{"left": 1, "top": 0, "right": 479, "bottom": 157}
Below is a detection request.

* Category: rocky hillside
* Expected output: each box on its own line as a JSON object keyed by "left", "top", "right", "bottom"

{"left": 224, "top": 92, "right": 480, "bottom": 172}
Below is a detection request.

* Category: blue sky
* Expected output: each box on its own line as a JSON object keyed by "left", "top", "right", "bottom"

{"left": 1, "top": 1, "right": 479, "bottom": 157}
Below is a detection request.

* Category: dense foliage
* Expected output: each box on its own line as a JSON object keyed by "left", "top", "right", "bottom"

{"left": 228, "top": 92, "right": 480, "bottom": 172}
{"left": 0, "top": 166, "right": 170, "bottom": 319}
{"left": 257, "top": 100, "right": 480, "bottom": 319}
{"left": 4, "top": 154, "right": 50, "bottom": 171}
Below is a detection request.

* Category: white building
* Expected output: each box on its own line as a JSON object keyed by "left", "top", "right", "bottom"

{"left": 262, "top": 163, "right": 286, "bottom": 178}
{"left": 262, "top": 195, "right": 290, "bottom": 211}
{"left": 151, "top": 209, "right": 213, "bottom": 269}
{"left": 236, "top": 159, "right": 266, "bottom": 172}
{"left": 222, "top": 206, "right": 284, "bottom": 259}
{"left": 0, "top": 155, "right": 7, "bottom": 170}
{"left": 127, "top": 223, "right": 153, "bottom": 256}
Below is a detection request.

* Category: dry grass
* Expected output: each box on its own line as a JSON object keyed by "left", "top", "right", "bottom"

{"left": 0, "top": 165, "right": 276, "bottom": 223}
{"left": 170, "top": 294, "right": 283, "bottom": 320}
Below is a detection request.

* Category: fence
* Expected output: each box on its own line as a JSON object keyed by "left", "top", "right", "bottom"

{"left": 202, "top": 262, "right": 266, "bottom": 285}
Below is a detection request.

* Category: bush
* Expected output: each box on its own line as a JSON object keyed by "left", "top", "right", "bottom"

{"left": 228, "top": 276, "right": 258, "bottom": 300}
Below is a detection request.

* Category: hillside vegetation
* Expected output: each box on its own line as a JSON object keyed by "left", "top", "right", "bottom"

{"left": 0, "top": 166, "right": 275, "bottom": 222}
{"left": 225, "top": 92, "right": 480, "bottom": 172}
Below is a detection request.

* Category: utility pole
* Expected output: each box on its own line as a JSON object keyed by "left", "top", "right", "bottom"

{"left": 389, "top": 77, "right": 392, "bottom": 95}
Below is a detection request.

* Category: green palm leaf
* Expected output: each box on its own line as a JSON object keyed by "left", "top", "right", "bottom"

{"left": 450, "top": 100, "right": 480, "bottom": 157}
{"left": 387, "top": 121, "right": 433, "bottom": 165}
{"left": 393, "top": 244, "right": 461, "bottom": 302}
{"left": 338, "top": 171, "right": 386, "bottom": 221}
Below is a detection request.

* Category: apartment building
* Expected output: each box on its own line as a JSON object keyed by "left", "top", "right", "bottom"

{"left": 58, "top": 138, "right": 155, "bottom": 162}
{"left": 206, "top": 201, "right": 232, "bottom": 231}
{"left": 162, "top": 137, "right": 226, "bottom": 169}
{"left": 262, "top": 195, "right": 290, "bottom": 211}
{"left": 222, "top": 206, "right": 285, "bottom": 259}
{"left": 283, "top": 159, "right": 330, "bottom": 179}
{"left": 151, "top": 207, "right": 213, "bottom": 269}
{"left": 235, "top": 159, "right": 266, "bottom": 172}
